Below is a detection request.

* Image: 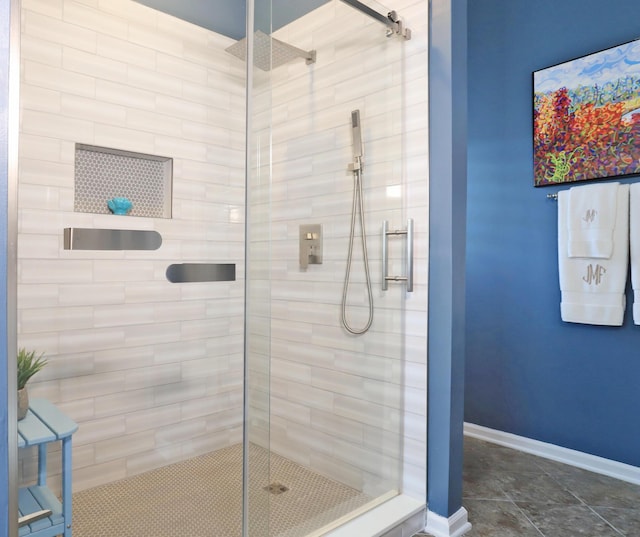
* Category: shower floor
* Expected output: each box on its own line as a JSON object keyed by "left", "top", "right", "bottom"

{"left": 71, "top": 444, "right": 373, "bottom": 537}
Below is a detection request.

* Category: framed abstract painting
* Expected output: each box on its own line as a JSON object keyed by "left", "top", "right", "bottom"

{"left": 533, "top": 38, "right": 640, "bottom": 186}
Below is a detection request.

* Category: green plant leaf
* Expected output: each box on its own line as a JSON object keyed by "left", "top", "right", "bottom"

{"left": 17, "top": 348, "right": 47, "bottom": 390}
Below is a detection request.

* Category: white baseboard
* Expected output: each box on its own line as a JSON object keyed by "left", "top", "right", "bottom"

{"left": 424, "top": 507, "right": 472, "bottom": 537}
{"left": 464, "top": 422, "right": 640, "bottom": 486}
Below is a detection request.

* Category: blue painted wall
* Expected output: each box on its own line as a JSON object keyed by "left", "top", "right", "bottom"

{"left": 466, "top": 0, "right": 640, "bottom": 467}
{"left": 428, "top": 0, "right": 467, "bottom": 519}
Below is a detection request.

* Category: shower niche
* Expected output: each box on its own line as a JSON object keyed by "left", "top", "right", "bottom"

{"left": 73, "top": 144, "right": 173, "bottom": 219}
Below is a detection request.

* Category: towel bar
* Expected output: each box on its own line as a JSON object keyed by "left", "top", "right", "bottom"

{"left": 382, "top": 219, "right": 414, "bottom": 292}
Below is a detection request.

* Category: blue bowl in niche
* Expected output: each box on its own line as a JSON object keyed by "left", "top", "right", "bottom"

{"left": 107, "top": 197, "right": 133, "bottom": 215}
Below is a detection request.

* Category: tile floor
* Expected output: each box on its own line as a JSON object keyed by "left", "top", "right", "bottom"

{"left": 71, "top": 443, "right": 372, "bottom": 537}
{"left": 416, "top": 436, "right": 640, "bottom": 537}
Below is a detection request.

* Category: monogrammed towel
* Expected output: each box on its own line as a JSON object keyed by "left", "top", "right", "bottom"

{"left": 567, "top": 182, "right": 619, "bottom": 258}
{"left": 558, "top": 184, "right": 629, "bottom": 326}
{"left": 630, "top": 183, "right": 640, "bottom": 324}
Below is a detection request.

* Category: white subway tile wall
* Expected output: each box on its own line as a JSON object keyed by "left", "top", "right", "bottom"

{"left": 248, "top": 0, "right": 428, "bottom": 500}
{"left": 18, "top": 0, "right": 428, "bottom": 510}
{"left": 18, "top": 0, "right": 246, "bottom": 492}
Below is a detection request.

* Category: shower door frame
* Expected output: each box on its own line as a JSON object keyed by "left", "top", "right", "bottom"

{"left": 6, "top": 0, "right": 22, "bottom": 535}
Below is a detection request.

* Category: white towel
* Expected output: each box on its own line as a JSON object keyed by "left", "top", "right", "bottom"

{"left": 630, "top": 183, "right": 640, "bottom": 324}
{"left": 567, "top": 182, "right": 619, "bottom": 258}
{"left": 558, "top": 184, "right": 629, "bottom": 326}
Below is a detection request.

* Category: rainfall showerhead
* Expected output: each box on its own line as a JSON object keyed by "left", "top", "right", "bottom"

{"left": 225, "top": 30, "right": 316, "bottom": 71}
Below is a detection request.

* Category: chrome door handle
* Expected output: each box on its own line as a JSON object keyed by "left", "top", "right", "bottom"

{"left": 382, "top": 219, "right": 414, "bottom": 292}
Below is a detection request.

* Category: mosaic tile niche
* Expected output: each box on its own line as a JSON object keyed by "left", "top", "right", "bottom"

{"left": 74, "top": 144, "right": 173, "bottom": 218}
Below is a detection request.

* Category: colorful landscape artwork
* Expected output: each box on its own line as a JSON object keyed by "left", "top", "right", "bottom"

{"left": 533, "top": 39, "right": 640, "bottom": 186}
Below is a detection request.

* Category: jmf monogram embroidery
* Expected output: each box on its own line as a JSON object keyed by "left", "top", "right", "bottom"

{"left": 583, "top": 264, "right": 606, "bottom": 285}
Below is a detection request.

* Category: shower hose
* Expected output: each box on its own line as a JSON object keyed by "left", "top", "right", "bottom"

{"left": 341, "top": 166, "right": 374, "bottom": 335}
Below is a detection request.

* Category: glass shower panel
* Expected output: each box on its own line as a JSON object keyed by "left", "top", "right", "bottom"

{"left": 244, "top": 0, "right": 408, "bottom": 534}
{"left": 243, "top": 1, "right": 275, "bottom": 535}
{"left": 17, "top": 1, "right": 246, "bottom": 535}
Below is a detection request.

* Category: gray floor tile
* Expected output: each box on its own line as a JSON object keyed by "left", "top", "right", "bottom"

{"left": 530, "top": 455, "right": 583, "bottom": 477}
{"left": 592, "top": 507, "right": 640, "bottom": 536}
{"left": 498, "top": 472, "right": 580, "bottom": 506}
{"left": 463, "top": 499, "right": 543, "bottom": 536}
{"left": 461, "top": 437, "right": 640, "bottom": 536}
{"left": 463, "top": 464, "right": 511, "bottom": 500}
{"left": 516, "top": 503, "right": 623, "bottom": 537}
{"left": 551, "top": 467, "right": 640, "bottom": 509}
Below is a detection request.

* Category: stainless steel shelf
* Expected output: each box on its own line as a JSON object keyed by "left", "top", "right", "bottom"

{"left": 166, "top": 263, "right": 236, "bottom": 283}
{"left": 63, "top": 228, "right": 162, "bottom": 250}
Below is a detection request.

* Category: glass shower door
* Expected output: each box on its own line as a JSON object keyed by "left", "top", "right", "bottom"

{"left": 244, "top": 0, "right": 411, "bottom": 534}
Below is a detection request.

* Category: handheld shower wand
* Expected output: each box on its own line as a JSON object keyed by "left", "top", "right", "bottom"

{"left": 351, "top": 110, "right": 364, "bottom": 165}
{"left": 341, "top": 110, "right": 374, "bottom": 335}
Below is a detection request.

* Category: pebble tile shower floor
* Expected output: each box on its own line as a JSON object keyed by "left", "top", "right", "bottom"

{"left": 72, "top": 444, "right": 373, "bottom": 537}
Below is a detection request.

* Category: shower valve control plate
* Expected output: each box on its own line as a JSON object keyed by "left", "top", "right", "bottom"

{"left": 300, "top": 224, "right": 323, "bottom": 269}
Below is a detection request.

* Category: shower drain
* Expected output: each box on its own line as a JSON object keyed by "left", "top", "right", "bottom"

{"left": 264, "top": 482, "right": 289, "bottom": 495}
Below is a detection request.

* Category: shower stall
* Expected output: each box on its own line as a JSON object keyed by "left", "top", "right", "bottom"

{"left": 11, "top": 0, "right": 428, "bottom": 535}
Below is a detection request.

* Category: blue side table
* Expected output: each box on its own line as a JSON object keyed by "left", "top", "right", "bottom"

{"left": 17, "top": 398, "right": 78, "bottom": 537}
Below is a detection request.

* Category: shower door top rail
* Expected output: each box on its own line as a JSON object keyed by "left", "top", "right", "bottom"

{"left": 339, "top": 0, "right": 411, "bottom": 39}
